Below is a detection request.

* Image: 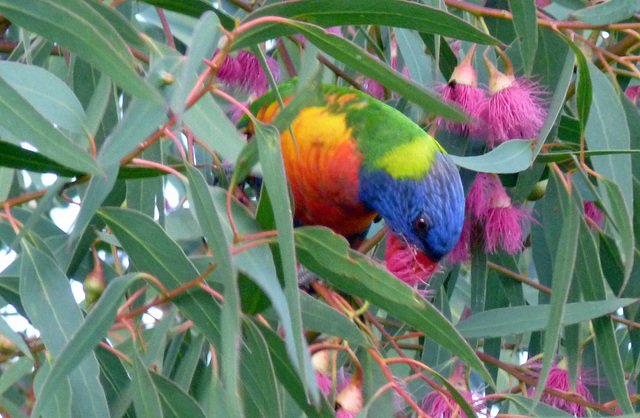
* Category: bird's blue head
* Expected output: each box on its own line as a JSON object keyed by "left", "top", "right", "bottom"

{"left": 359, "top": 153, "right": 465, "bottom": 262}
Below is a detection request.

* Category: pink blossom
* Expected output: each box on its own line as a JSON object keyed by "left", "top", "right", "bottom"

{"left": 385, "top": 232, "right": 438, "bottom": 285}
{"left": 583, "top": 201, "right": 604, "bottom": 229}
{"left": 482, "top": 48, "right": 547, "bottom": 147}
{"left": 448, "top": 220, "right": 473, "bottom": 264}
{"left": 437, "top": 45, "right": 487, "bottom": 138}
{"left": 437, "top": 83, "right": 487, "bottom": 137}
{"left": 626, "top": 86, "right": 640, "bottom": 104}
{"left": 421, "top": 390, "right": 476, "bottom": 418}
{"left": 216, "top": 51, "right": 282, "bottom": 96}
{"left": 420, "top": 363, "right": 483, "bottom": 418}
{"left": 450, "top": 173, "right": 529, "bottom": 261}
{"left": 528, "top": 366, "right": 595, "bottom": 417}
{"left": 315, "top": 372, "right": 333, "bottom": 396}
{"left": 484, "top": 205, "right": 528, "bottom": 254}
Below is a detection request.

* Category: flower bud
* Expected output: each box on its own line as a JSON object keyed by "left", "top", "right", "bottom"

{"left": 0, "top": 334, "right": 17, "bottom": 355}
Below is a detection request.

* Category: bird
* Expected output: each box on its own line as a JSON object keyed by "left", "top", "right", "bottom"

{"left": 248, "top": 81, "right": 465, "bottom": 272}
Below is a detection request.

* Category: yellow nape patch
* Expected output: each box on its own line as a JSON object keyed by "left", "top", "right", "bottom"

{"left": 374, "top": 136, "right": 443, "bottom": 179}
{"left": 286, "top": 107, "right": 352, "bottom": 149}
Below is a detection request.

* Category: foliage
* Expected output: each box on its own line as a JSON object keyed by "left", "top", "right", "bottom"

{"left": 0, "top": 0, "right": 639, "bottom": 417}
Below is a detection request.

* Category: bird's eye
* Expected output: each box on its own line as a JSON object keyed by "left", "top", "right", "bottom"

{"left": 415, "top": 217, "right": 429, "bottom": 232}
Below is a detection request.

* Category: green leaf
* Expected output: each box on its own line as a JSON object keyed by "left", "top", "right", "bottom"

{"left": 295, "top": 226, "right": 494, "bottom": 386}
{"left": 256, "top": 321, "right": 336, "bottom": 418}
{"left": 20, "top": 243, "right": 109, "bottom": 418}
{"left": 601, "top": 179, "right": 635, "bottom": 286}
{"left": 240, "top": 320, "right": 283, "bottom": 418}
{"left": 238, "top": 0, "right": 502, "bottom": 47}
{"left": 0, "top": 61, "right": 88, "bottom": 134}
{"left": 448, "top": 140, "right": 533, "bottom": 173}
{"left": 0, "top": 315, "right": 33, "bottom": 361}
{"left": 571, "top": 0, "right": 637, "bottom": 25}
{"left": 564, "top": 36, "right": 591, "bottom": 133}
{"left": 32, "top": 274, "right": 140, "bottom": 418}
{"left": 506, "top": 394, "right": 573, "bottom": 417}
{"left": 574, "top": 222, "right": 634, "bottom": 413}
{"left": 185, "top": 166, "right": 242, "bottom": 417}
{"left": 535, "top": 174, "right": 581, "bottom": 403}
{"left": 535, "top": 149, "right": 640, "bottom": 164}
{"left": 0, "top": 357, "right": 33, "bottom": 397}
{"left": 585, "top": 61, "right": 633, "bottom": 214}
{"left": 0, "top": 0, "right": 161, "bottom": 102}
{"left": 0, "top": 141, "right": 84, "bottom": 177}
{"left": 456, "top": 298, "right": 636, "bottom": 339}
{"left": 139, "top": 0, "right": 235, "bottom": 29}
{"left": 509, "top": 0, "right": 538, "bottom": 75}
{"left": 299, "top": 292, "right": 371, "bottom": 347}
{"left": 132, "top": 350, "right": 164, "bottom": 418}
{"left": 293, "top": 21, "right": 467, "bottom": 121}
{"left": 183, "top": 94, "right": 246, "bottom": 163}
{"left": 172, "top": 334, "right": 205, "bottom": 391}
{"left": 0, "top": 76, "right": 100, "bottom": 176}
{"left": 171, "top": 11, "right": 221, "bottom": 117}
{"left": 97, "top": 208, "right": 224, "bottom": 349}
{"left": 253, "top": 121, "right": 318, "bottom": 401}
{"left": 150, "top": 372, "right": 207, "bottom": 418}
{"left": 532, "top": 39, "right": 574, "bottom": 159}
{"left": 395, "top": 28, "right": 432, "bottom": 87}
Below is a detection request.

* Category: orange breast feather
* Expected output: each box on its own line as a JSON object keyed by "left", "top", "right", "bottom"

{"left": 256, "top": 102, "right": 377, "bottom": 237}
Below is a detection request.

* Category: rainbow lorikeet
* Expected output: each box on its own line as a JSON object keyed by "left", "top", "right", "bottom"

{"left": 250, "top": 82, "right": 465, "bottom": 267}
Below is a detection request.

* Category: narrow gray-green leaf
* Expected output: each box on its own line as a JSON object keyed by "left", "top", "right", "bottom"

{"left": 509, "top": 0, "right": 538, "bottom": 75}
{"left": 253, "top": 121, "right": 318, "bottom": 401}
{"left": 20, "top": 243, "right": 109, "bottom": 418}
{"left": 0, "top": 314, "right": 33, "bottom": 361}
{"left": 575, "top": 215, "right": 634, "bottom": 413}
{"left": 535, "top": 175, "right": 580, "bottom": 404}
{"left": 449, "top": 140, "right": 532, "bottom": 173}
{"left": 0, "top": 357, "right": 33, "bottom": 397}
{"left": 185, "top": 166, "right": 242, "bottom": 418}
{"left": 299, "top": 292, "right": 371, "bottom": 347}
{"left": 571, "top": 0, "right": 637, "bottom": 25}
{"left": 0, "top": 61, "right": 88, "bottom": 134}
{"left": 585, "top": 61, "right": 632, "bottom": 213}
{"left": 238, "top": 0, "right": 502, "bottom": 47}
{"left": 395, "top": 28, "right": 432, "bottom": 87}
{"left": 171, "top": 12, "right": 221, "bottom": 118}
{"left": 295, "top": 226, "right": 494, "bottom": 386}
{"left": 97, "top": 208, "right": 223, "bottom": 349}
{"left": 150, "top": 372, "right": 207, "bottom": 418}
{"left": 33, "top": 274, "right": 140, "bottom": 418}
{"left": 0, "top": 0, "right": 161, "bottom": 102}
{"left": 132, "top": 350, "right": 164, "bottom": 418}
{"left": 0, "top": 77, "right": 100, "bottom": 176}
{"left": 532, "top": 43, "right": 575, "bottom": 159}
{"left": 240, "top": 320, "right": 283, "bottom": 418}
{"left": 456, "top": 298, "right": 636, "bottom": 338}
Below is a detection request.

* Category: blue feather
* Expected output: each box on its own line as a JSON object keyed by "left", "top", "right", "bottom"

{"left": 359, "top": 153, "right": 465, "bottom": 261}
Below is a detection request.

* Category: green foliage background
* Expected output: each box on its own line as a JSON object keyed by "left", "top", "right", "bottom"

{"left": 0, "top": 0, "right": 639, "bottom": 416}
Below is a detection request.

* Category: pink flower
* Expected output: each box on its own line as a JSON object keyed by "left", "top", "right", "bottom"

{"left": 421, "top": 363, "right": 483, "bottom": 418}
{"left": 626, "top": 86, "right": 640, "bottom": 104}
{"left": 216, "top": 51, "right": 282, "bottom": 96}
{"left": 385, "top": 232, "right": 438, "bottom": 285}
{"left": 482, "top": 48, "right": 547, "bottom": 148}
{"left": 315, "top": 371, "right": 333, "bottom": 395}
{"left": 528, "top": 366, "right": 595, "bottom": 417}
{"left": 484, "top": 205, "right": 528, "bottom": 254}
{"left": 448, "top": 220, "right": 473, "bottom": 264}
{"left": 583, "top": 201, "right": 604, "bottom": 229}
{"left": 437, "top": 44, "right": 487, "bottom": 138}
{"left": 421, "top": 390, "right": 476, "bottom": 418}
{"left": 449, "top": 173, "right": 530, "bottom": 262}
